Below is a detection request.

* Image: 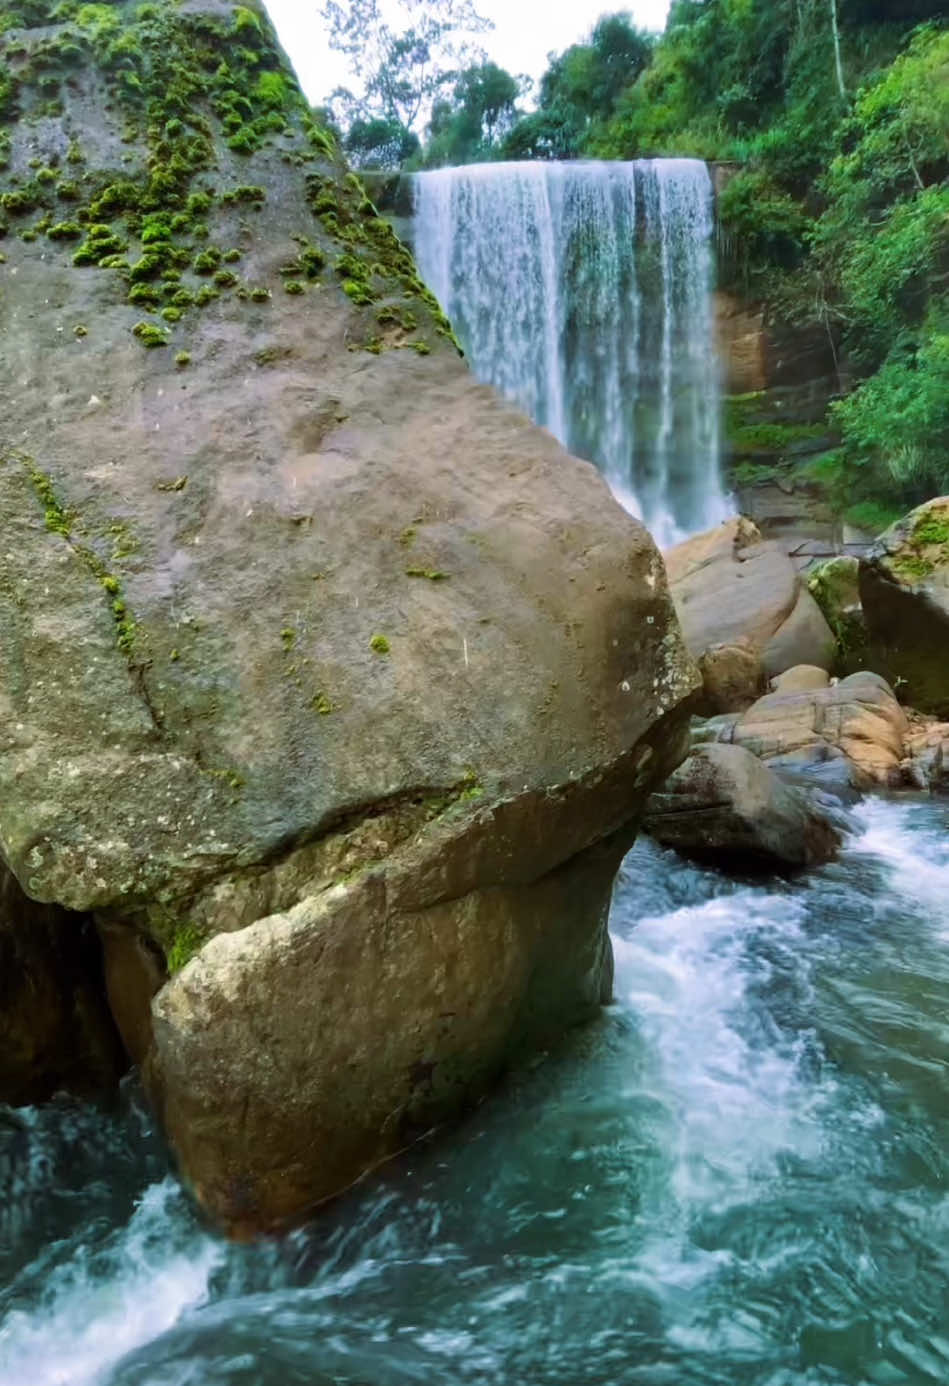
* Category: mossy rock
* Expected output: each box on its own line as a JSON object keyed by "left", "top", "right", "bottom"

{"left": 807, "top": 556, "right": 869, "bottom": 674}
{"left": 0, "top": 0, "right": 697, "bottom": 1238}
{"left": 859, "top": 497, "right": 949, "bottom": 714}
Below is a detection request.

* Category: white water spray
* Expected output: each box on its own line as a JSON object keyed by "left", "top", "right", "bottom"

{"left": 414, "top": 159, "right": 729, "bottom": 546}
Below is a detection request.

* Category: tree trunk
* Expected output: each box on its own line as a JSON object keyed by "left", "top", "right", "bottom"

{"left": 830, "top": 0, "right": 846, "bottom": 99}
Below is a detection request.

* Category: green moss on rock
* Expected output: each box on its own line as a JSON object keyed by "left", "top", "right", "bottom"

{"left": 166, "top": 921, "right": 205, "bottom": 975}
{"left": 2, "top": 0, "right": 460, "bottom": 372}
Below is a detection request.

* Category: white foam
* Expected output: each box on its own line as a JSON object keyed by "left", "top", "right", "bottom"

{"left": 849, "top": 797, "right": 949, "bottom": 937}
{"left": 611, "top": 886, "right": 826, "bottom": 1224}
{"left": 0, "top": 1179, "right": 221, "bottom": 1386}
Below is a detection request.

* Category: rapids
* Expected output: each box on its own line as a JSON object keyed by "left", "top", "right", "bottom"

{"left": 2, "top": 796, "right": 947, "bottom": 1386}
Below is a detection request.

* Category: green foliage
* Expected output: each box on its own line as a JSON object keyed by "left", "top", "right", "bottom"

{"left": 193, "top": 246, "right": 222, "bottom": 274}
{"left": 832, "top": 308, "right": 949, "bottom": 502}
{"left": 718, "top": 170, "right": 812, "bottom": 288}
{"left": 166, "top": 921, "right": 204, "bottom": 975}
{"left": 132, "top": 320, "right": 169, "bottom": 347}
{"left": 424, "top": 61, "right": 521, "bottom": 167}
{"left": 802, "top": 26, "right": 949, "bottom": 515}
{"left": 343, "top": 115, "right": 420, "bottom": 170}
{"left": 75, "top": 4, "right": 121, "bottom": 40}
{"left": 25, "top": 459, "right": 71, "bottom": 537}
{"left": 504, "top": 14, "right": 652, "bottom": 160}
{"left": 369, "top": 633, "right": 390, "bottom": 654}
{"left": 342, "top": 275, "right": 373, "bottom": 305}
{"left": 220, "top": 183, "right": 265, "bottom": 205}
{"left": 46, "top": 219, "right": 83, "bottom": 240}
{"left": 72, "top": 224, "right": 127, "bottom": 265}
{"left": 128, "top": 282, "right": 162, "bottom": 308}
{"left": 813, "top": 28, "right": 949, "bottom": 366}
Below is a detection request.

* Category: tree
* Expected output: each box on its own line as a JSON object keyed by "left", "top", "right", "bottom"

{"left": 424, "top": 60, "right": 524, "bottom": 166}
{"left": 502, "top": 12, "right": 653, "bottom": 160}
{"left": 343, "top": 115, "right": 421, "bottom": 169}
{"left": 322, "top": 0, "right": 492, "bottom": 142}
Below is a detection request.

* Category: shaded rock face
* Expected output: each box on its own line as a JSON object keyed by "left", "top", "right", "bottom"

{"left": 0, "top": 2, "right": 698, "bottom": 1230}
{"left": 714, "top": 276, "right": 843, "bottom": 548}
{"left": 696, "top": 637, "right": 764, "bottom": 715}
{"left": 902, "top": 715, "right": 949, "bottom": 794}
{"left": 859, "top": 499, "right": 949, "bottom": 717}
{"left": 645, "top": 743, "right": 849, "bottom": 870}
{"left": 807, "top": 556, "right": 870, "bottom": 674}
{"left": 0, "top": 864, "right": 125, "bottom": 1106}
{"left": 666, "top": 518, "right": 836, "bottom": 698}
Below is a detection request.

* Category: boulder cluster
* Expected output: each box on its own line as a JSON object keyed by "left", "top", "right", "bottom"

{"left": 650, "top": 502, "right": 949, "bottom": 870}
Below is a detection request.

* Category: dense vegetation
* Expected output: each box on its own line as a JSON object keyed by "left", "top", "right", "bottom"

{"left": 327, "top": 0, "right": 947, "bottom": 531}
{"left": 586, "top": 1, "right": 948, "bottom": 530}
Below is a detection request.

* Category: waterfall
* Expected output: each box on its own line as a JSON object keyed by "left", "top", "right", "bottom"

{"left": 413, "top": 159, "right": 730, "bottom": 547}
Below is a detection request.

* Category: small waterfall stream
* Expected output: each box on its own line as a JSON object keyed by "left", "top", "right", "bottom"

{"left": 413, "top": 159, "right": 730, "bottom": 547}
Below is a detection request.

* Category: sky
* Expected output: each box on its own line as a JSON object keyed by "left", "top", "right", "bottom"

{"left": 263, "top": 1, "right": 672, "bottom": 110}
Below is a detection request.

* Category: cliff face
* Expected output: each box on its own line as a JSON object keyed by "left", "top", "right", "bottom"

{"left": 711, "top": 167, "right": 844, "bottom": 549}
{"left": 0, "top": 0, "right": 698, "bottom": 1230}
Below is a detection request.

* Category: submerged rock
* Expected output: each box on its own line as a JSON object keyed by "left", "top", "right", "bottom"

{"left": 0, "top": 1, "right": 698, "bottom": 1231}
{"left": 645, "top": 743, "right": 850, "bottom": 869}
{"left": 859, "top": 498, "right": 949, "bottom": 717}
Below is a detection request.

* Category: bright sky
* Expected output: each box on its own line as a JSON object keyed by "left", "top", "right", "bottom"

{"left": 263, "top": 1, "right": 672, "bottom": 109}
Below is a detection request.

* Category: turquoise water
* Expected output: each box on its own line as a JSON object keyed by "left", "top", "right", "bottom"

{"left": 1, "top": 796, "right": 947, "bottom": 1385}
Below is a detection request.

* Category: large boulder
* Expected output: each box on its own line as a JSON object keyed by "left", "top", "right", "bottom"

{"left": 859, "top": 498, "right": 949, "bottom": 716}
{"left": 708, "top": 672, "right": 908, "bottom": 789}
{"left": 0, "top": 2, "right": 698, "bottom": 1232}
{"left": 666, "top": 517, "right": 836, "bottom": 696}
{"left": 645, "top": 743, "right": 850, "bottom": 869}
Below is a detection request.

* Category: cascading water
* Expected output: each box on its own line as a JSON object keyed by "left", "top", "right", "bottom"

{"left": 413, "top": 159, "right": 731, "bottom": 547}
{"left": 2, "top": 796, "right": 949, "bottom": 1384}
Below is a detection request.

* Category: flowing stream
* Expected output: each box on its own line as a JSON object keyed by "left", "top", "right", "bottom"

{"left": 2, "top": 796, "right": 948, "bottom": 1385}
{"left": 413, "top": 160, "right": 730, "bottom": 546}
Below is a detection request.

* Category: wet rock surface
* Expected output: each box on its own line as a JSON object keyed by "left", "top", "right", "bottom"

{"left": 645, "top": 742, "right": 851, "bottom": 869}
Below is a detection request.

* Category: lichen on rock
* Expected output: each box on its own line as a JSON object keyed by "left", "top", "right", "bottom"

{"left": 859, "top": 497, "right": 949, "bottom": 716}
{"left": 0, "top": 0, "right": 700, "bottom": 1234}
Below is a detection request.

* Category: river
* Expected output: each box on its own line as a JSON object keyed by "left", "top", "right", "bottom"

{"left": 2, "top": 795, "right": 947, "bottom": 1385}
